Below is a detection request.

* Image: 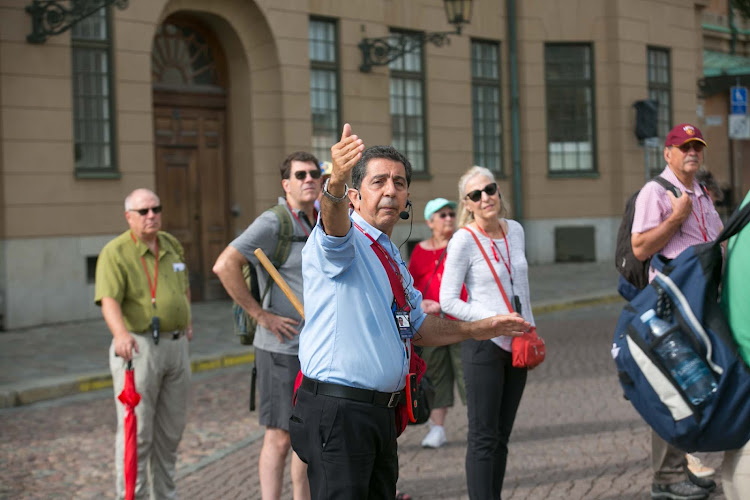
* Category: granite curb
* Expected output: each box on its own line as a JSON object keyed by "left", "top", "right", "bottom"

{"left": 0, "top": 291, "right": 624, "bottom": 409}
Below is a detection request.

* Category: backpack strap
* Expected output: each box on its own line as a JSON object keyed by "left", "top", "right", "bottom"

{"left": 651, "top": 176, "right": 680, "bottom": 198}
{"left": 715, "top": 200, "right": 750, "bottom": 246}
{"left": 267, "top": 204, "right": 297, "bottom": 268}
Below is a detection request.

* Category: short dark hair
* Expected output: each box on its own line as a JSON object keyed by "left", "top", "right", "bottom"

{"left": 351, "top": 146, "right": 412, "bottom": 190}
{"left": 280, "top": 151, "right": 321, "bottom": 180}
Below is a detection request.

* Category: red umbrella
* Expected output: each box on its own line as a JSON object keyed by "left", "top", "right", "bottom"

{"left": 117, "top": 360, "right": 141, "bottom": 500}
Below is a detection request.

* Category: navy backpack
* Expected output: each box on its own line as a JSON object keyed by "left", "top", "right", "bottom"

{"left": 611, "top": 202, "right": 750, "bottom": 452}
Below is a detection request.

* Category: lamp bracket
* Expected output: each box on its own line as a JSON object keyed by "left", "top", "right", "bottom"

{"left": 26, "top": 0, "right": 129, "bottom": 44}
{"left": 358, "top": 30, "right": 457, "bottom": 72}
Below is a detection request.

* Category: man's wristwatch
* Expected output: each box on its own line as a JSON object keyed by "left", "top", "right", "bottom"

{"left": 323, "top": 178, "right": 349, "bottom": 203}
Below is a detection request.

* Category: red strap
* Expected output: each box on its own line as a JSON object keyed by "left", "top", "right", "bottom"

{"left": 353, "top": 222, "right": 408, "bottom": 310}
{"left": 462, "top": 227, "right": 513, "bottom": 311}
{"left": 131, "top": 232, "right": 158, "bottom": 305}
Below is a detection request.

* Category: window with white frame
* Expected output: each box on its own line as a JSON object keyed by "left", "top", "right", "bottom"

{"left": 309, "top": 18, "right": 339, "bottom": 163}
{"left": 545, "top": 43, "right": 596, "bottom": 174}
{"left": 72, "top": 8, "right": 116, "bottom": 175}
{"left": 390, "top": 31, "right": 426, "bottom": 173}
{"left": 471, "top": 40, "right": 503, "bottom": 174}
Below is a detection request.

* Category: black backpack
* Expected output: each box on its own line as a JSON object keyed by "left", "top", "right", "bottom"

{"left": 615, "top": 177, "right": 679, "bottom": 300}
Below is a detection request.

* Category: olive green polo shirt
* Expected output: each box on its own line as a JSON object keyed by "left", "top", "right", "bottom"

{"left": 95, "top": 230, "right": 191, "bottom": 333}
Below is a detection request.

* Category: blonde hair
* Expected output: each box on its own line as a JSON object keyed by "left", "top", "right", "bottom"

{"left": 457, "top": 166, "right": 506, "bottom": 227}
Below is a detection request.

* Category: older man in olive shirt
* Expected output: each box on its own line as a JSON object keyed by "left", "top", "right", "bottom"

{"left": 95, "top": 188, "right": 192, "bottom": 500}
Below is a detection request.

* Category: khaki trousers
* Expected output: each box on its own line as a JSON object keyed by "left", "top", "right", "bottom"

{"left": 110, "top": 333, "right": 191, "bottom": 500}
{"left": 651, "top": 430, "right": 688, "bottom": 484}
{"left": 722, "top": 443, "right": 750, "bottom": 500}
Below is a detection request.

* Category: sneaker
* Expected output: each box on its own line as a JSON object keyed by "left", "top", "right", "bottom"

{"left": 421, "top": 425, "right": 446, "bottom": 448}
{"left": 651, "top": 480, "right": 709, "bottom": 500}
{"left": 686, "top": 453, "right": 715, "bottom": 479}
{"left": 686, "top": 467, "right": 716, "bottom": 492}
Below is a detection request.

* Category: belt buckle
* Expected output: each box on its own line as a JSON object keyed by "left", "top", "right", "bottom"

{"left": 387, "top": 392, "right": 400, "bottom": 408}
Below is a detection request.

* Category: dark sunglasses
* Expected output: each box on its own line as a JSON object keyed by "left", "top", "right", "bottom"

{"left": 465, "top": 183, "right": 498, "bottom": 202}
{"left": 293, "top": 169, "right": 322, "bottom": 180}
{"left": 675, "top": 142, "right": 704, "bottom": 153}
{"left": 437, "top": 211, "right": 456, "bottom": 219}
{"left": 130, "top": 206, "right": 162, "bottom": 216}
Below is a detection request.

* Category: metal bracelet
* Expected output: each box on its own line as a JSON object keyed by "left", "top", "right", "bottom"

{"left": 323, "top": 178, "right": 349, "bottom": 203}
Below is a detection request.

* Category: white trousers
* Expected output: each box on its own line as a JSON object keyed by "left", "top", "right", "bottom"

{"left": 722, "top": 442, "right": 750, "bottom": 500}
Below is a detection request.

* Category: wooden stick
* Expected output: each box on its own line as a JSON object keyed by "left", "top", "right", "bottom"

{"left": 253, "top": 248, "right": 305, "bottom": 319}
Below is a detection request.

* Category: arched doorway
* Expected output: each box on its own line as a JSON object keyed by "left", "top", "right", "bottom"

{"left": 151, "top": 19, "right": 229, "bottom": 301}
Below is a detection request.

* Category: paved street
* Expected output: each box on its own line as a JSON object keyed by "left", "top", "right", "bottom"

{"left": 0, "top": 302, "right": 727, "bottom": 499}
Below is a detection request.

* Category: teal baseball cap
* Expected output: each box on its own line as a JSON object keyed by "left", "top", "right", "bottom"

{"left": 424, "top": 198, "right": 457, "bottom": 220}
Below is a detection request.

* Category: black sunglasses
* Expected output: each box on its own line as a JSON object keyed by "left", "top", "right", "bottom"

{"left": 437, "top": 211, "right": 456, "bottom": 219}
{"left": 293, "top": 169, "right": 322, "bottom": 180}
{"left": 465, "top": 183, "right": 498, "bottom": 202}
{"left": 130, "top": 206, "right": 162, "bottom": 216}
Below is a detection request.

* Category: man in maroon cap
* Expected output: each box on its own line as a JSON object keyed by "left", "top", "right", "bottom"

{"left": 631, "top": 123, "right": 723, "bottom": 500}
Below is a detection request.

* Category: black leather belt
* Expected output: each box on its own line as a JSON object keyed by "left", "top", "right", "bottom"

{"left": 300, "top": 376, "right": 402, "bottom": 408}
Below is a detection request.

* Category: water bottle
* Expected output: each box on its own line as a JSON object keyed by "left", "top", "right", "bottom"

{"left": 640, "top": 309, "right": 717, "bottom": 406}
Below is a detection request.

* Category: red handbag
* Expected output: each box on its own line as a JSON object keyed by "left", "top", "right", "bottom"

{"left": 462, "top": 227, "right": 546, "bottom": 369}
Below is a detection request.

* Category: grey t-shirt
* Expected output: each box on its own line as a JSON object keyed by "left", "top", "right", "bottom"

{"left": 230, "top": 198, "right": 314, "bottom": 355}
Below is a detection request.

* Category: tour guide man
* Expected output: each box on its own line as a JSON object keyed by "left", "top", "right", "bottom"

{"left": 289, "top": 124, "right": 531, "bottom": 499}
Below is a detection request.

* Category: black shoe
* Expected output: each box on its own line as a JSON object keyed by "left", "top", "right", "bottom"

{"left": 651, "top": 481, "right": 709, "bottom": 500}
{"left": 686, "top": 468, "right": 716, "bottom": 492}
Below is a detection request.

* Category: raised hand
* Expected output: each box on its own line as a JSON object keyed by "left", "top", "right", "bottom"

{"left": 330, "top": 123, "right": 364, "bottom": 185}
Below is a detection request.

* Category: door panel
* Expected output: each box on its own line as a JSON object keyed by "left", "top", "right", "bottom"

{"left": 154, "top": 104, "right": 229, "bottom": 301}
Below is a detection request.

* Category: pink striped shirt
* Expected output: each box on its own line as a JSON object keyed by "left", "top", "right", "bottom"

{"left": 631, "top": 166, "right": 723, "bottom": 282}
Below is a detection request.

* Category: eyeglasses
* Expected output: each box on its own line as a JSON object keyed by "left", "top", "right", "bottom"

{"left": 675, "top": 142, "right": 704, "bottom": 153}
{"left": 293, "top": 169, "right": 322, "bottom": 180}
{"left": 129, "top": 206, "right": 162, "bottom": 216}
{"left": 437, "top": 211, "right": 456, "bottom": 219}
{"left": 464, "top": 183, "right": 498, "bottom": 202}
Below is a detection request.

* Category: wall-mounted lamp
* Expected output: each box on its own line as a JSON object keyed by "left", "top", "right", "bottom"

{"left": 358, "top": 0, "right": 472, "bottom": 72}
{"left": 26, "top": 0, "right": 129, "bottom": 44}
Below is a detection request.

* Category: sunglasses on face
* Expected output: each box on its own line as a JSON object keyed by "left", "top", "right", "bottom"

{"left": 675, "top": 142, "right": 704, "bottom": 153}
{"left": 464, "top": 183, "right": 498, "bottom": 202}
{"left": 436, "top": 211, "right": 456, "bottom": 219}
{"left": 293, "top": 169, "right": 322, "bottom": 180}
{"left": 130, "top": 206, "right": 162, "bottom": 216}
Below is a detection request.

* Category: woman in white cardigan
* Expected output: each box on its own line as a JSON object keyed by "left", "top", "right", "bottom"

{"left": 440, "top": 166, "right": 534, "bottom": 500}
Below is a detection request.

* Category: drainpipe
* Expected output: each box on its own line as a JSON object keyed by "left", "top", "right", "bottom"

{"left": 507, "top": 0, "right": 523, "bottom": 223}
{"left": 730, "top": 0, "right": 738, "bottom": 55}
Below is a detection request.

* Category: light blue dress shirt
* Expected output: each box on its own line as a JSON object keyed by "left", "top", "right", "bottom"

{"left": 299, "top": 211, "right": 427, "bottom": 393}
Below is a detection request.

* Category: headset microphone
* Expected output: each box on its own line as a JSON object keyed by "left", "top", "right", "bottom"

{"left": 399, "top": 200, "right": 412, "bottom": 220}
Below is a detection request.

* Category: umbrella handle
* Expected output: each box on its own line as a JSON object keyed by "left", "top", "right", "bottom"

{"left": 127, "top": 360, "right": 132, "bottom": 370}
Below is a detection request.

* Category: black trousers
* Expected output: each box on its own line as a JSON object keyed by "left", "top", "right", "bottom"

{"left": 289, "top": 386, "right": 399, "bottom": 500}
{"left": 462, "top": 339, "right": 527, "bottom": 500}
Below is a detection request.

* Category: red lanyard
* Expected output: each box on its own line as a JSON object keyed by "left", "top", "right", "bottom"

{"left": 287, "top": 202, "right": 317, "bottom": 237}
{"left": 131, "top": 232, "right": 158, "bottom": 305}
{"left": 475, "top": 223, "right": 513, "bottom": 285}
{"left": 690, "top": 195, "right": 708, "bottom": 242}
{"left": 354, "top": 222, "right": 409, "bottom": 311}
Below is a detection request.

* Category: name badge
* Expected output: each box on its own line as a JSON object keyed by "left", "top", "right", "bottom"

{"left": 173, "top": 262, "right": 186, "bottom": 272}
{"left": 395, "top": 311, "right": 413, "bottom": 339}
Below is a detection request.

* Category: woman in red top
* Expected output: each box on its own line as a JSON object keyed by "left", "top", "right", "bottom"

{"left": 408, "top": 198, "right": 468, "bottom": 449}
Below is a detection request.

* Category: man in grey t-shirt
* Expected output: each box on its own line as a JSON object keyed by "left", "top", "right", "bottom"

{"left": 213, "top": 151, "right": 321, "bottom": 500}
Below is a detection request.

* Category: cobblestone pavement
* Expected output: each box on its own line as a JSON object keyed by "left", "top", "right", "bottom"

{"left": 0, "top": 302, "right": 728, "bottom": 499}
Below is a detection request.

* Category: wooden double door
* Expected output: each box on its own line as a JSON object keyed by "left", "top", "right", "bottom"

{"left": 153, "top": 95, "right": 229, "bottom": 301}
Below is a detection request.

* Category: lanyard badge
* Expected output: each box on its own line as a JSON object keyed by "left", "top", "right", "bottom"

{"left": 393, "top": 300, "right": 413, "bottom": 339}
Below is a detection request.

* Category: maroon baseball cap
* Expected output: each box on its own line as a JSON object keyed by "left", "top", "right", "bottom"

{"left": 665, "top": 123, "right": 707, "bottom": 148}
